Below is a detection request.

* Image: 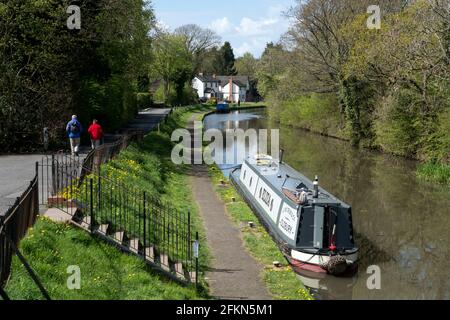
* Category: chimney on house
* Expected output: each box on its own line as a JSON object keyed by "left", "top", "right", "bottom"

{"left": 212, "top": 74, "right": 216, "bottom": 79}
{"left": 229, "top": 77, "right": 233, "bottom": 103}
{"left": 199, "top": 72, "right": 204, "bottom": 77}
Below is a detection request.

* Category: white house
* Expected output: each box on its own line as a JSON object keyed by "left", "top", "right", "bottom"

{"left": 192, "top": 74, "right": 250, "bottom": 102}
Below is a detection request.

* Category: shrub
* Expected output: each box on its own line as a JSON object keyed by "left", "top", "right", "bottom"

{"left": 279, "top": 93, "right": 343, "bottom": 138}
{"left": 206, "top": 97, "right": 217, "bottom": 106}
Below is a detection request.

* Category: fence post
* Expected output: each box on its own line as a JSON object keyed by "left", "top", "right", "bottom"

{"left": 187, "top": 211, "right": 191, "bottom": 261}
{"left": 90, "top": 178, "right": 94, "bottom": 234}
{"left": 143, "top": 191, "right": 147, "bottom": 256}
{"left": 51, "top": 154, "right": 55, "bottom": 196}
{"left": 98, "top": 175, "right": 101, "bottom": 211}
{"left": 195, "top": 231, "right": 199, "bottom": 290}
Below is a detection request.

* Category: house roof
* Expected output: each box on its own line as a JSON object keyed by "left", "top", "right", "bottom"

{"left": 216, "top": 76, "right": 249, "bottom": 87}
{"left": 196, "top": 75, "right": 220, "bottom": 83}
{"left": 195, "top": 75, "right": 249, "bottom": 87}
{"left": 221, "top": 79, "right": 246, "bottom": 88}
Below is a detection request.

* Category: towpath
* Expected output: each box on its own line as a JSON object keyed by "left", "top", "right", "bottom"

{"left": 0, "top": 108, "right": 171, "bottom": 216}
{"left": 187, "top": 115, "right": 271, "bottom": 300}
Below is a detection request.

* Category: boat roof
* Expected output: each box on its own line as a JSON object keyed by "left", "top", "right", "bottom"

{"left": 244, "top": 156, "right": 349, "bottom": 208}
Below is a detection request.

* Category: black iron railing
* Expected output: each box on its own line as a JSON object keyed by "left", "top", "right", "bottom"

{"left": 0, "top": 168, "right": 50, "bottom": 300}
{"left": 38, "top": 152, "right": 198, "bottom": 284}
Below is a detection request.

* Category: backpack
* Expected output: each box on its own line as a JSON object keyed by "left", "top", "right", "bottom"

{"left": 70, "top": 122, "right": 79, "bottom": 134}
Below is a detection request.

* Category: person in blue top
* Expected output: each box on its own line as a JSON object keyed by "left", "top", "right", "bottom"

{"left": 66, "top": 115, "right": 83, "bottom": 156}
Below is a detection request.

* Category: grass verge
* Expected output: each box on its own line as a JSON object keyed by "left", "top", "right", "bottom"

{"left": 5, "top": 217, "right": 203, "bottom": 300}
{"left": 417, "top": 162, "right": 450, "bottom": 185}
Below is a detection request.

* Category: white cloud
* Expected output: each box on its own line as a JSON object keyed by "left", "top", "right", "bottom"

{"left": 206, "top": 2, "right": 292, "bottom": 58}
{"left": 210, "top": 17, "right": 232, "bottom": 34}
{"left": 235, "top": 17, "right": 278, "bottom": 37}
{"left": 235, "top": 42, "right": 253, "bottom": 57}
{"left": 235, "top": 38, "right": 267, "bottom": 57}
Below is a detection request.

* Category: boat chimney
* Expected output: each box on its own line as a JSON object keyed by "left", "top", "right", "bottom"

{"left": 313, "top": 175, "right": 319, "bottom": 198}
{"left": 279, "top": 149, "right": 284, "bottom": 164}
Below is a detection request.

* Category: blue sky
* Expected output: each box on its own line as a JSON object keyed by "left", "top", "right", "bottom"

{"left": 152, "top": 0, "right": 295, "bottom": 58}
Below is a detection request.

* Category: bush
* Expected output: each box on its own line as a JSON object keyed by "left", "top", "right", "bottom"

{"left": 374, "top": 90, "right": 422, "bottom": 158}
{"left": 205, "top": 97, "right": 218, "bottom": 106}
{"left": 136, "top": 93, "right": 153, "bottom": 110}
{"left": 279, "top": 93, "right": 343, "bottom": 138}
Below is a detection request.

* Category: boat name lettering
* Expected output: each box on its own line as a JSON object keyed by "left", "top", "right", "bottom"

{"left": 260, "top": 188, "right": 272, "bottom": 208}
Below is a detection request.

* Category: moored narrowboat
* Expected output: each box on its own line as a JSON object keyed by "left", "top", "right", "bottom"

{"left": 216, "top": 102, "right": 230, "bottom": 113}
{"left": 229, "top": 154, "right": 359, "bottom": 276}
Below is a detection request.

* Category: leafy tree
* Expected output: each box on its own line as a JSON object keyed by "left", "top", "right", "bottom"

{"left": 235, "top": 52, "right": 258, "bottom": 78}
{"left": 197, "top": 47, "right": 222, "bottom": 75}
{"left": 152, "top": 33, "right": 193, "bottom": 104}
{"left": 0, "top": 0, "right": 155, "bottom": 152}
{"left": 219, "top": 42, "right": 237, "bottom": 76}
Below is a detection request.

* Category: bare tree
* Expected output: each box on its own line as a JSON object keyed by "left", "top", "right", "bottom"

{"left": 174, "top": 24, "right": 221, "bottom": 56}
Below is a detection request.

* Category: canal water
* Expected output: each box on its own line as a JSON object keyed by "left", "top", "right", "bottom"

{"left": 204, "top": 108, "right": 450, "bottom": 300}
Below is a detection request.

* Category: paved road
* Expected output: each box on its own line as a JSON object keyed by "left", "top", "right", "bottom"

{"left": 0, "top": 108, "right": 172, "bottom": 216}
{"left": 124, "top": 108, "right": 172, "bottom": 133}
{"left": 0, "top": 154, "right": 44, "bottom": 214}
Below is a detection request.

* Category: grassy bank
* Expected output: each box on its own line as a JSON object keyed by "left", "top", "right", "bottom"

{"left": 5, "top": 217, "right": 203, "bottom": 300}
{"left": 5, "top": 105, "right": 213, "bottom": 300}
{"left": 207, "top": 166, "right": 312, "bottom": 300}
{"left": 417, "top": 163, "right": 450, "bottom": 185}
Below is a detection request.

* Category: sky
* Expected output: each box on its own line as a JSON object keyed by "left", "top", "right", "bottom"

{"left": 152, "top": 0, "right": 296, "bottom": 58}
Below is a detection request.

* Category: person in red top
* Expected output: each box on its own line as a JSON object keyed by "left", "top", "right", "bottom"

{"left": 87, "top": 119, "right": 104, "bottom": 150}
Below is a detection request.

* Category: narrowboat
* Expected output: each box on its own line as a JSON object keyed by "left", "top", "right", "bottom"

{"left": 216, "top": 102, "right": 230, "bottom": 113}
{"left": 229, "top": 154, "right": 359, "bottom": 276}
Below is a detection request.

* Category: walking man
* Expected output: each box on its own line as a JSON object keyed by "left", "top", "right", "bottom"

{"left": 88, "top": 119, "right": 104, "bottom": 150}
{"left": 66, "top": 115, "right": 82, "bottom": 156}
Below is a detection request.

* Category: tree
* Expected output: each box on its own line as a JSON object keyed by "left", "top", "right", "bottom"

{"left": 284, "top": 0, "right": 409, "bottom": 145}
{"left": 0, "top": 0, "right": 155, "bottom": 151}
{"left": 235, "top": 52, "right": 258, "bottom": 78}
{"left": 174, "top": 24, "right": 221, "bottom": 74}
{"left": 174, "top": 24, "right": 221, "bottom": 56}
{"left": 152, "top": 33, "right": 193, "bottom": 104}
{"left": 219, "top": 42, "right": 237, "bottom": 75}
{"left": 197, "top": 47, "right": 222, "bottom": 75}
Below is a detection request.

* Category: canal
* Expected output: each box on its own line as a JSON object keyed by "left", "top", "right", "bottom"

{"left": 204, "top": 108, "right": 450, "bottom": 300}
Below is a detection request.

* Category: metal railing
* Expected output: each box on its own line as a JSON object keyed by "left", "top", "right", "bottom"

{"left": 38, "top": 152, "right": 198, "bottom": 284}
{"left": 81, "top": 131, "right": 145, "bottom": 175}
{"left": 0, "top": 168, "right": 50, "bottom": 300}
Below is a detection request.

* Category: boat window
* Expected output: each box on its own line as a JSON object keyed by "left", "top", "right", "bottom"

{"left": 243, "top": 170, "right": 246, "bottom": 180}
{"left": 270, "top": 199, "right": 274, "bottom": 211}
{"left": 250, "top": 177, "right": 253, "bottom": 187}
{"left": 259, "top": 188, "right": 262, "bottom": 198}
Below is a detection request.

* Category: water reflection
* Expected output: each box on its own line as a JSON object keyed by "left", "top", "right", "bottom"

{"left": 204, "top": 109, "right": 450, "bottom": 300}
